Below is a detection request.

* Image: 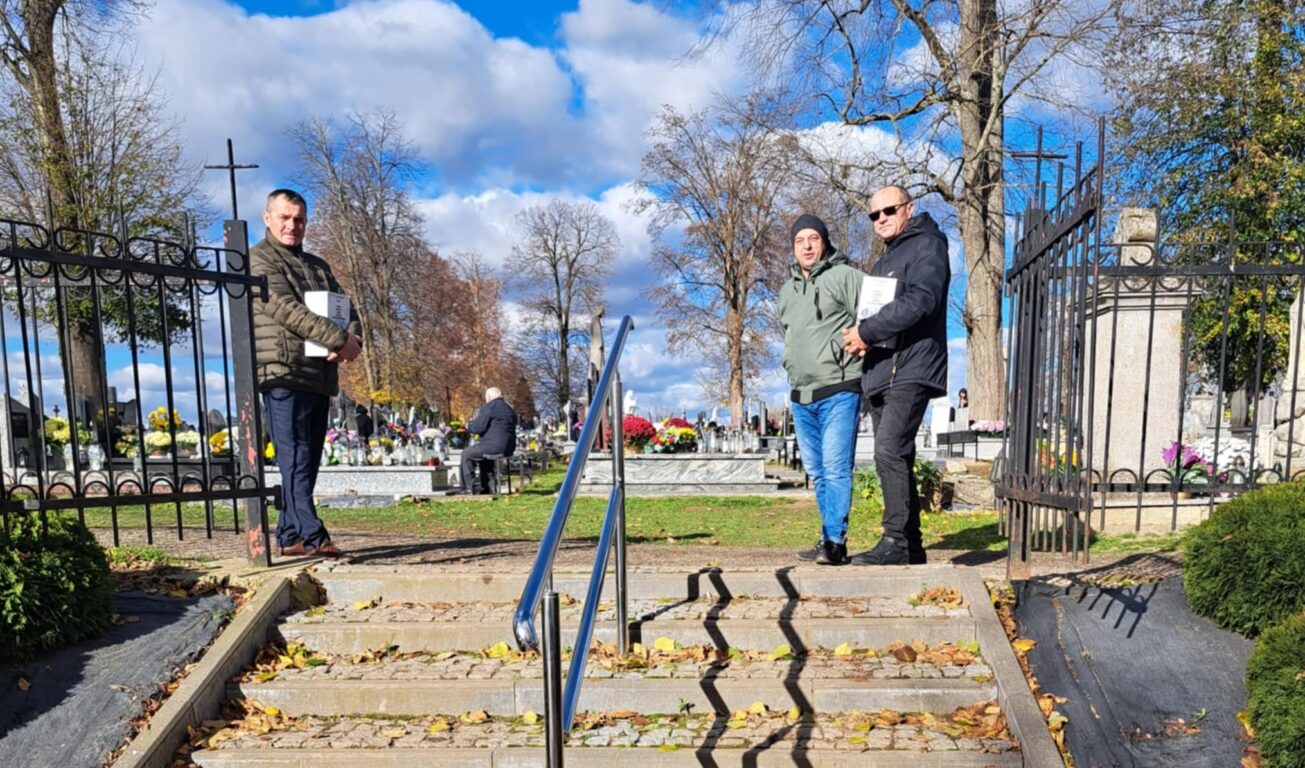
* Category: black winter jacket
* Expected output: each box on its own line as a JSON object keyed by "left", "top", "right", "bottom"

{"left": 468, "top": 397, "right": 519, "bottom": 456}
{"left": 856, "top": 213, "right": 950, "bottom": 398}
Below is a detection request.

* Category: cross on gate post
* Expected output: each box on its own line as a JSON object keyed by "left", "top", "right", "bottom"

{"left": 206, "top": 141, "right": 273, "bottom": 566}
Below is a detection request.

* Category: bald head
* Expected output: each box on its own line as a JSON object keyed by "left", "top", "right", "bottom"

{"left": 485, "top": 387, "right": 502, "bottom": 402}
{"left": 869, "top": 185, "right": 914, "bottom": 242}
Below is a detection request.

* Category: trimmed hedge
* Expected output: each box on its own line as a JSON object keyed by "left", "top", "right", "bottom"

{"left": 0, "top": 513, "right": 114, "bottom": 662}
{"left": 1247, "top": 612, "right": 1305, "bottom": 768}
{"left": 1183, "top": 482, "right": 1305, "bottom": 636}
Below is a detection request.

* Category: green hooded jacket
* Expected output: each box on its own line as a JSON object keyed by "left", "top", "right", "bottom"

{"left": 778, "top": 248, "right": 865, "bottom": 404}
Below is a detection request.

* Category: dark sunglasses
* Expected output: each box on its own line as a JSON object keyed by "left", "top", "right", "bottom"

{"left": 869, "top": 204, "right": 906, "bottom": 222}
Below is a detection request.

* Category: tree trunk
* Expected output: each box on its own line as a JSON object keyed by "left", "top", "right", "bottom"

{"left": 557, "top": 316, "right": 571, "bottom": 414}
{"left": 954, "top": 0, "right": 1007, "bottom": 423}
{"left": 727, "top": 309, "right": 745, "bottom": 427}
{"left": 22, "top": 1, "right": 79, "bottom": 221}
{"left": 65, "top": 320, "right": 106, "bottom": 426}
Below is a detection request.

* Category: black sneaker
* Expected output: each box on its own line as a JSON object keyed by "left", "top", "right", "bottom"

{"left": 849, "top": 536, "right": 909, "bottom": 566}
{"left": 908, "top": 547, "right": 928, "bottom": 565}
{"left": 796, "top": 541, "right": 824, "bottom": 562}
{"left": 815, "top": 540, "right": 848, "bottom": 565}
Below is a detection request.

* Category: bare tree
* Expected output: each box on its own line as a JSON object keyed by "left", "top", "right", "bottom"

{"left": 507, "top": 199, "right": 617, "bottom": 417}
{"left": 290, "top": 112, "right": 427, "bottom": 405}
{"left": 633, "top": 94, "right": 792, "bottom": 427}
{"left": 720, "top": 0, "right": 1119, "bottom": 420}
{"left": 0, "top": 16, "right": 203, "bottom": 417}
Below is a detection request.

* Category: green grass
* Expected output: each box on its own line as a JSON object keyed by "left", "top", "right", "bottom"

{"left": 66, "top": 466, "right": 1180, "bottom": 556}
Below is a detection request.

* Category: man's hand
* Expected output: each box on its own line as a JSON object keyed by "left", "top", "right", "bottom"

{"left": 842, "top": 326, "right": 868, "bottom": 357}
{"left": 328, "top": 334, "right": 363, "bottom": 362}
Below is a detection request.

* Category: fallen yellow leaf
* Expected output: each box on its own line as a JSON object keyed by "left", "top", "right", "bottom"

{"left": 523, "top": 711, "right": 539, "bottom": 725}
{"left": 653, "top": 637, "right": 677, "bottom": 652}
{"left": 834, "top": 642, "right": 853, "bottom": 657}
{"left": 1012, "top": 638, "right": 1037, "bottom": 653}
{"left": 351, "top": 599, "right": 376, "bottom": 611}
{"left": 748, "top": 701, "right": 767, "bottom": 715}
{"left": 460, "top": 710, "right": 489, "bottom": 724}
{"left": 787, "top": 706, "right": 801, "bottom": 720}
{"left": 428, "top": 719, "right": 450, "bottom": 733}
{"left": 484, "top": 641, "right": 511, "bottom": 659}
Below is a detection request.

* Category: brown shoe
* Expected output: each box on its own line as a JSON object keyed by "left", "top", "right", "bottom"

{"left": 305, "top": 541, "right": 345, "bottom": 559}
{"left": 279, "top": 540, "right": 307, "bottom": 556}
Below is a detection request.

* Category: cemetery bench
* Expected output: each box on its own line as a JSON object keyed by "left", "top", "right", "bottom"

{"left": 937, "top": 430, "right": 978, "bottom": 459}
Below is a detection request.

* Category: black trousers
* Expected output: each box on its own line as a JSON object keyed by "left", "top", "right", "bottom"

{"left": 868, "top": 383, "right": 931, "bottom": 553}
{"left": 460, "top": 443, "right": 498, "bottom": 493}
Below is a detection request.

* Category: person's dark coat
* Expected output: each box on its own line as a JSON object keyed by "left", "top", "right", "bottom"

{"left": 467, "top": 397, "right": 518, "bottom": 455}
{"left": 355, "top": 407, "right": 373, "bottom": 441}
{"left": 250, "top": 232, "right": 362, "bottom": 396}
{"left": 856, "top": 213, "right": 950, "bottom": 398}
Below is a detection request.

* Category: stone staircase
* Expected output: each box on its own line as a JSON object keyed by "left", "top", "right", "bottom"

{"left": 185, "top": 564, "right": 1054, "bottom": 767}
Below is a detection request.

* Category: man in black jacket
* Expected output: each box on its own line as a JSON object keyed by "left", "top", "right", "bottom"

{"left": 842, "top": 185, "right": 949, "bottom": 565}
{"left": 458, "top": 387, "right": 518, "bottom": 494}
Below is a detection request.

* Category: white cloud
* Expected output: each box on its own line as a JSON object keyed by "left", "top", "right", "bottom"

{"left": 140, "top": 0, "right": 580, "bottom": 190}
{"left": 559, "top": 0, "right": 749, "bottom": 180}
{"left": 416, "top": 182, "right": 655, "bottom": 270}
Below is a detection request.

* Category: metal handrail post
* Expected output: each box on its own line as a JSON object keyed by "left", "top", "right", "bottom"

{"left": 612, "top": 373, "right": 629, "bottom": 655}
{"left": 542, "top": 591, "right": 564, "bottom": 768}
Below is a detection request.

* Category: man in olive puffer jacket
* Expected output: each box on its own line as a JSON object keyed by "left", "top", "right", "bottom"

{"left": 779, "top": 214, "right": 864, "bottom": 566}
{"left": 251, "top": 189, "right": 362, "bottom": 559}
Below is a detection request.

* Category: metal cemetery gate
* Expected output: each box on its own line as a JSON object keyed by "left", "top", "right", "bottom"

{"left": 998, "top": 125, "right": 1305, "bottom": 580}
{"left": 0, "top": 210, "right": 276, "bottom": 565}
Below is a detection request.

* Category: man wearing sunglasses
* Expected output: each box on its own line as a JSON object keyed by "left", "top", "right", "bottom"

{"left": 841, "top": 185, "right": 950, "bottom": 565}
{"left": 780, "top": 214, "right": 865, "bottom": 566}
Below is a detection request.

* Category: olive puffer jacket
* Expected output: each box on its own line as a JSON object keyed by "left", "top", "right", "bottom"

{"left": 249, "top": 233, "right": 362, "bottom": 396}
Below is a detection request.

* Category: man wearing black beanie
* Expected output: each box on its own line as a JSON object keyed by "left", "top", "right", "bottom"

{"left": 779, "top": 213, "right": 865, "bottom": 565}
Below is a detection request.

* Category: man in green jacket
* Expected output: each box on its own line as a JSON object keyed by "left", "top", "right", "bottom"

{"left": 251, "top": 189, "right": 362, "bottom": 558}
{"left": 779, "top": 214, "right": 863, "bottom": 565}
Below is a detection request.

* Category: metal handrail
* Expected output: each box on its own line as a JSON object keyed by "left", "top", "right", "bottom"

{"left": 513, "top": 315, "right": 634, "bottom": 765}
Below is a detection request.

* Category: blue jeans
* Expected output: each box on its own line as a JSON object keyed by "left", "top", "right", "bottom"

{"left": 263, "top": 388, "right": 330, "bottom": 549}
{"left": 792, "top": 390, "right": 860, "bottom": 544}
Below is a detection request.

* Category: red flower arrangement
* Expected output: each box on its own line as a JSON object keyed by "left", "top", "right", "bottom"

{"left": 606, "top": 415, "right": 656, "bottom": 452}
{"left": 663, "top": 417, "right": 694, "bottom": 430}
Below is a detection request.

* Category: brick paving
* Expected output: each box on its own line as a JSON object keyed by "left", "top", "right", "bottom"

{"left": 281, "top": 596, "right": 969, "bottom": 626}
{"left": 242, "top": 648, "right": 993, "bottom": 684}
{"left": 201, "top": 711, "right": 1017, "bottom": 753}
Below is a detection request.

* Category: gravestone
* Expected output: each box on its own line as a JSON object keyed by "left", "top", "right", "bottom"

{"left": 1086, "top": 209, "right": 1196, "bottom": 478}
{"left": 1273, "top": 289, "right": 1305, "bottom": 474}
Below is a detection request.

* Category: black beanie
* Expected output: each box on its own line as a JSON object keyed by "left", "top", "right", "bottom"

{"left": 790, "top": 213, "right": 829, "bottom": 244}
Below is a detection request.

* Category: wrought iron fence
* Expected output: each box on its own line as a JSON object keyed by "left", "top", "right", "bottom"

{"left": 998, "top": 124, "right": 1305, "bottom": 579}
{"left": 0, "top": 212, "right": 274, "bottom": 564}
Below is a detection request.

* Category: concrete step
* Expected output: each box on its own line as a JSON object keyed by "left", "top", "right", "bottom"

{"left": 236, "top": 673, "right": 996, "bottom": 718}
{"left": 192, "top": 748, "right": 1022, "bottom": 767}
{"left": 279, "top": 614, "right": 976, "bottom": 656}
{"left": 312, "top": 564, "right": 965, "bottom": 605}
{"left": 190, "top": 707, "right": 1021, "bottom": 768}
{"left": 286, "top": 594, "right": 969, "bottom": 625}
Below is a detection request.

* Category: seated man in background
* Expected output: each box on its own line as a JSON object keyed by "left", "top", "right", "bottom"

{"left": 458, "top": 387, "right": 518, "bottom": 495}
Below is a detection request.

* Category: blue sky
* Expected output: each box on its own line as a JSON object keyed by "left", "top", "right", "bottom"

{"left": 9, "top": 0, "right": 1110, "bottom": 426}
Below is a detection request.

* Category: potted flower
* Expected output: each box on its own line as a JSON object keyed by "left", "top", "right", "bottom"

{"left": 446, "top": 420, "right": 470, "bottom": 450}
{"left": 173, "top": 429, "right": 201, "bottom": 457}
{"left": 611, "top": 415, "right": 656, "bottom": 454}
{"left": 143, "top": 430, "right": 173, "bottom": 457}
{"left": 209, "top": 429, "right": 231, "bottom": 457}
{"left": 1161, "top": 441, "right": 1210, "bottom": 495}
{"left": 42, "top": 416, "right": 71, "bottom": 469}
{"left": 650, "top": 418, "right": 698, "bottom": 454}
